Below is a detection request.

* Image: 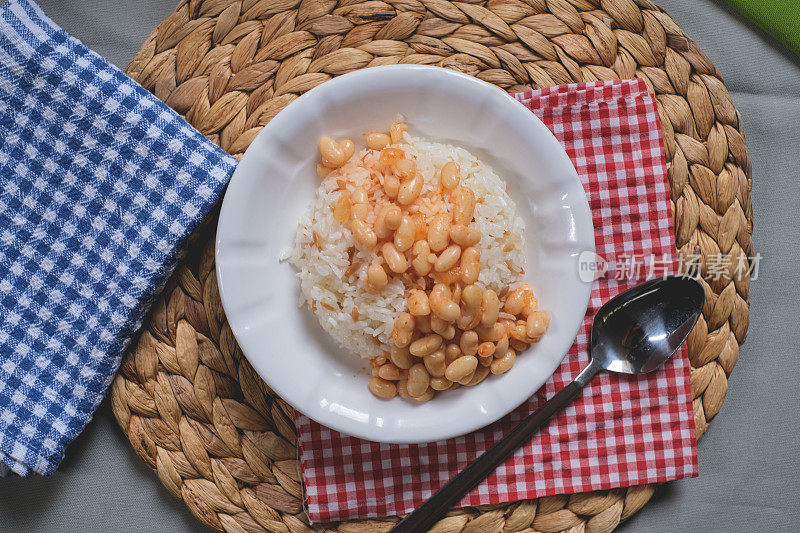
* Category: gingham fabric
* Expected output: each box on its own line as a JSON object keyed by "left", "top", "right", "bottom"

{"left": 296, "top": 78, "right": 698, "bottom": 522}
{"left": 0, "top": 0, "right": 237, "bottom": 476}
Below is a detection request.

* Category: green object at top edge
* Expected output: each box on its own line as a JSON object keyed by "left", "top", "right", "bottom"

{"left": 723, "top": 0, "right": 800, "bottom": 58}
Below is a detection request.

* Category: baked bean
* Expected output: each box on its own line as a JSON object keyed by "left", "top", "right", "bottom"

{"left": 397, "top": 379, "right": 410, "bottom": 399}
{"left": 340, "top": 139, "right": 356, "bottom": 164}
{"left": 466, "top": 365, "right": 490, "bottom": 386}
{"left": 456, "top": 298, "right": 476, "bottom": 331}
{"left": 430, "top": 315, "right": 448, "bottom": 336}
{"left": 494, "top": 334, "right": 509, "bottom": 358}
{"left": 351, "top": 203, "right": 368, "bottom": 221}
{"left": 429, "top": 284, "right": 461, "bottom": 322}
{"left": 457, "top": 371, "right": 475, "bottom": 386}
{"left": 521, "top": 285, "right": 535, "bottom": 304}
{"left": 451, "top": 186, "right": 476, "bottom": 225}
{"left": 461, "top": 246, "right": 480, "bottom": 265}
{"left": 510, "top": 322, "right": 528, "bottom": 342}
{"left": 451, "top": 284, "right": 462, "bottom": 304}
{"left": 316, "top": 163, "right": 332, "bottom": 179}
{"left": 412, "top": 253, "right": 433, "bottom": 276}
{"left": 409, "top": 334, "right": 443, "bottom": 357}
{"left": 450, "top": 224, "right": 481, "bottom": 247}
{"left": 459, "top": 330, "right": 479, "bottom": 356}
{"left": 319, "top": 136, "right": 355, "bottom": 168}
{"left": 477, "top": 322, "right": 505, "bottom": 343}
{"left": 392, "top": 312, "right": 414, "bottom": 347}
{"left": 461, "top": 284, "right": 482, "bottom": 313}
{"left": 477, "top": 341, "right": 495, "bottom": 358}
{"left": 461, "top": 261, "right": 480, "bottom": 286}
{"left": 509, "top": 338, "right": 528, "bottom": 352}
{"left": 522, "top": 297, "right": 539, "bottom": 317}
{"left": 395, "top": 158, "right": 416, "bottom": 180}
{"left": 382, "top": 242, "right": 408, "bottom": 273}
{"left": 350, "top": 187, "right": 368, "bottom": 205}
{"left": 389, "top": 345, "right": 414, "bottom": 369}
{"left": 460, "top": 284, "right": 481, "bottom": 310}
{"left": 379, "top": 147, "right": 405, "bottom": 165}
{"left": 429, "top": 376, "right": 453, "bottom": 391}
{"left": 384, "top": 205, "right": 402, "bottom": 230}
{"left": 394, "top": 215, "right": 415, "bottom": 252}
{"left": 504, "top": 284, "right": 533, "bottom": 315}
{"left": 333, "top": 195, "right": 351, "bottom": 223}
{"left": 397, "top": 173, "right": 423, "bottom": 205}
{"left": 415, "top": 314, "right": 432, "bottom": 334}
{"left": 445, "top": 355, "right": 478, "bottom": 382}
{"left": 460, "top": 247, "right": 481, "bottom": 285}
{"left": 365, "top": 264, "right": 388, "bottom": 293}
{"left": 462, "top": 265, "right": 480, "bottom": 283}
{"left": 374, "top": 354, "right": 387, "bottom": 365}
{"left": 373, "top": 206, "right": 391, "bottom": 239}
{"left": 441, "top": 325, "right": 456, "bottom": 340}
{"left": 407, "top": 363, "right": 430, "bottom": 397}
{"left": 480, "top": 289, "right": 500, "bottom": 328}
{"left": 436, "top": 266, "right": 462, "bottom": 286}
{"left": 366, "top": 132, "right": 391, "bottom": 150}
{"left": 434, "top": 244, "right": 462, "bottom": 272}
{"left": 411, "top": 214, "right": 427, "bottom": 240}
{"left": 390, "top": 121, "right": 407, "bottom": 144}
{"left": 378, "top": 363, "right": 401, "bottom": 380}
{"left": 440, "top": 161, "right": 460, "bottom": 189}
{"left": 491, "top": 348, "right": 515, "bottom": 375}
{"left": 412, "top": 388, "right": 434, "bottom": 402}
{"left": 499, "top": 318, "right": 516, "bottom": 337}
{"left": 431, "top": 299, "right": 460, "bottom": 322}
{"left": 383, "top": 174, "right": 400, "bottom": 199}
{"left": 352, "top": 219, "right": 377, "bottom": 248}
{"left": 445, "top": 343, "right": 461, "bottom": 363}
{"left": 424, "top": 349, "right": 446, "bottom": 377}
{"left": 407, "top": 289, "right": 430, "bottom": 316}
{"left": 456, "top": 310, "right": 481, "bottom": 331}
{"left": 478, "top": 354, "right": 493, "bottom": 367}
{"left": 368, "top": 377, "right": 397, "bottom": 399}
{"left": 429, "top": 281, "right": 449, "bottom": 300}
{"left": 504, "top": 288, "right": 525, "bottom": 315}
{"left": 412, "top": 240, "right": 430, "bottom": 257}
{"left": 474, "top": 324, "right": 492, "bottom": 343}
{"left": 371, "top": 366, "right": 380, "bottom": 377}
{"left": 526, "top": 310, "right": 550, "bottom": 340}
{"left": 350, "top": 187, "right": 369, "bottom": 220}
{"left": 428, "top": 215, "right": 451, "bottom": 252}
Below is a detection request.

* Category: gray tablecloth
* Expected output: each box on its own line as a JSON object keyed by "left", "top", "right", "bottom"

{"left": 0, "top": 0, "right": 798, "bottom": 531}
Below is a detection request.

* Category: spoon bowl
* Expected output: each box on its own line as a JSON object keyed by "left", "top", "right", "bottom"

{"left": 591, "top": 276, "right": 705, "bottom": 375}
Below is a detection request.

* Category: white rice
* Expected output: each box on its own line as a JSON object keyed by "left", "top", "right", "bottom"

{"left": 288, "top": 135, "right": 526, "bottom": 359}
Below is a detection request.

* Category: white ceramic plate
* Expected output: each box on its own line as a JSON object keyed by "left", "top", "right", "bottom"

{"left": 216, "top": 65, "right": 594, "bottom": 444}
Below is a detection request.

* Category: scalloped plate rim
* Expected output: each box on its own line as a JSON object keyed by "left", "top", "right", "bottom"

{"left": 216, "top": 65, "right": 594, "bottom": 444}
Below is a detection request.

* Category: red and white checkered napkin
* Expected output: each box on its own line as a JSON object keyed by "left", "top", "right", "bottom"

{"left": 295, "top": 78, "right": 698, "bottom": 523}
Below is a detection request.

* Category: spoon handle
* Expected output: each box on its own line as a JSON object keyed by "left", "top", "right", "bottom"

{"left": 390, "top": 360, "right": 601, "bottom": 533}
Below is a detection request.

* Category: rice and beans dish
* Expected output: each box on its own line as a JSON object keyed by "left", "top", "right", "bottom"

{"left": 288, "top": 121, "right": 550, "bottom": 401}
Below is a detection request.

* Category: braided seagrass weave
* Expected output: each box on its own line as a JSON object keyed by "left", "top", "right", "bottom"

{"left": 110, "top": 0, "right": 753, "bottom": 530}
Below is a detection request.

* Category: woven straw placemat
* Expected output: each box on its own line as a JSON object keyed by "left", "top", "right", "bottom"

{"left": 110, "top": 0, "right": 753, "bottom": 531}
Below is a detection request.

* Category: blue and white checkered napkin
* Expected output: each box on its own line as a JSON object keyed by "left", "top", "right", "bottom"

{"left": 0, "top": 0, "right": 237, "bottom": 475}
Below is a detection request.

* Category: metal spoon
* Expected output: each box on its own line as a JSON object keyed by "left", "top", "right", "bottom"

{"left": 391, "top": 276, "right": 704, "bottom": 532}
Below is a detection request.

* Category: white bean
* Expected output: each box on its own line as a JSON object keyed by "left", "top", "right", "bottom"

{"left": 445, "top": 355, "right": 478, "bottom": 382}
